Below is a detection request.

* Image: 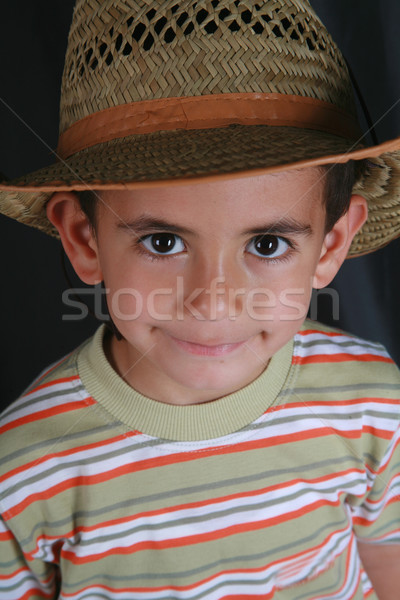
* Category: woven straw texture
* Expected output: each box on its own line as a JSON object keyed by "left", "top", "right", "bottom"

{"left": 1, "top": 0, "right": 400, "bottom": 257}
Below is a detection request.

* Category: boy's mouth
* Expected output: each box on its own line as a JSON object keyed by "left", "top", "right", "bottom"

{"left": 168, "top": 335, "right": 247, "bottom": 357}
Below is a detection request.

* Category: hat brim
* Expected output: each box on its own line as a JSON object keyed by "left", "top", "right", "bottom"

{"left": 1, "top": 124, "right": 400, "bottom": 257}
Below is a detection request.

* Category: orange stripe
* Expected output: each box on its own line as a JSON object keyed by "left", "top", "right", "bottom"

{"left": 56, "top": 92, "right": 362, "bottom": 159}
{"left": 0, "top": 567, "right": 25, "bottom": 581}
{"left": 292, "top": 353, "right": 393, "bottom": 365}
{"left": 362, "top": 425, "right": 393, "bottom": 440}
{"left": 0, "top": 530, "right": 13, "bottom": 542}
{"left": 0, "top": 397, "right": 96, "bottom": 436}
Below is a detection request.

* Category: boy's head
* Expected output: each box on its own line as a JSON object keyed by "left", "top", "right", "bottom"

{"left": 45, "top": 165, "right": 367, "bottom": 403}
{"left": 47, "top": 158, "right": 367, "bottom": 400}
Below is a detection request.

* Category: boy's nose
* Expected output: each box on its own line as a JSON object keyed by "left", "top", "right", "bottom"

{"left": 179, "top": 264, "right": 246, "bottom": 322}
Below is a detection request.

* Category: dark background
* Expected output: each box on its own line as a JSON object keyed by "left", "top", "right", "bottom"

{"left": 1, "top": 1, "right": 400, "bottom": 410}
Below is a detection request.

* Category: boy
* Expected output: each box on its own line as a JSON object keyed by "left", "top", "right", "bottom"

{"left": 1, "top": 0, "right": 400, "bottom": 598}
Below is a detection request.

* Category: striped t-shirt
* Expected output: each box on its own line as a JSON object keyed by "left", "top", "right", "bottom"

{"left": 1, "top": 320, "right": 400, "bottom": 599}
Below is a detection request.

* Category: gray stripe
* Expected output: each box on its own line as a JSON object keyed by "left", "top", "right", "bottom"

{"left": 294, "top": 337, "right": 384, "bottom": 352}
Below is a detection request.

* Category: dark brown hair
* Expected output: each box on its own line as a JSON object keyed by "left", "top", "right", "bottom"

{"left": 78, "top": 189, "right": 98, "bottom": 231}
{"left": 322, "top": 160, "right": 366, "bottom": 232}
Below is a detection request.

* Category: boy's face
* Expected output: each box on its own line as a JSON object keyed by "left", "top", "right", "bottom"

{"left": 86, "top": 168, "right": 339, "bottom": 405}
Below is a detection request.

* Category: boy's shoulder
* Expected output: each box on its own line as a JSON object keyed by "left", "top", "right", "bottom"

{"left": 292, "top": 318, "right": 400, "bottom": 390}
{"left": 296, "top": 318, "right": 396, "bottom": 361}
{"left": 0, "top": 330, "right": 101, "bottom": 472}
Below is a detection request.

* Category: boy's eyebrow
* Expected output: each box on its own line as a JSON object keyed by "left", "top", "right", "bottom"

{"left": 242, "top": 218, "right": 313, "bottom": 237}
{"left": 116, "top": 215, "right": 313, "bottom": 237}
{"left": 116, "top": 216, "right": 194, "bottom": 236}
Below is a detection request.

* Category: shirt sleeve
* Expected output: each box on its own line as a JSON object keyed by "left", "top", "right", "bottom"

{"left": 0, "top": 513, "right": 58, "bottom": 600}
{"left": 350, "top": 410, "right": 400, "bottom": 544}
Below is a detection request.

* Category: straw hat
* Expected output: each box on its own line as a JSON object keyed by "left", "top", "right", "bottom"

{"left": 1, "top": 0, "right": 400, "bottom": 256}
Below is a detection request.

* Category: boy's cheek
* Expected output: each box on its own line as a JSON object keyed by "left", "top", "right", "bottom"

{"left": 244, "top": 263, "right": 314, "bottom": 321}
{"left": 273, "top": 288, "right": 310, "bottom": 323}
{"left": 108, "top": 287, "right": 148, "bottom": 323}
{"left": 106, "top": 284, "right": 312, "bottom": 326}
{"left": 237, "top": 287, "right": 306, "bottom": 322}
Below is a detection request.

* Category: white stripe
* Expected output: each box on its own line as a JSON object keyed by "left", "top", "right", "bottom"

{"left": 0, "top": 381, "right": 87, "bottom": 427}
{"left": 295, "top": 331, "right": 389, "bottom": 358}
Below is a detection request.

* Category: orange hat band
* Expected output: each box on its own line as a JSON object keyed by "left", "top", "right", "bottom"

{"left": 57, "top": 93, "right": 362, "bottom": 160}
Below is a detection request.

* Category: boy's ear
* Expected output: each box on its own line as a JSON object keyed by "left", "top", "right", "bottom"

{"left": 46, "top": 192, "right": 102, "bottom": 285}
{"left": 313, "top": 194, "right": 368, "bottom": 289}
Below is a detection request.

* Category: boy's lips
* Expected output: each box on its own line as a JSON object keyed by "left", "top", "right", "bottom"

{"left": 168, "top": 335, "right": 248, "bottom": 357}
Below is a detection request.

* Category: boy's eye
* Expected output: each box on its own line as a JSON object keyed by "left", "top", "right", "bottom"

{"left": 246, "top": 235, "right": 290, "bottom": 259}
{"left": 140, "top": 233, "right": 185, "bottom": 255}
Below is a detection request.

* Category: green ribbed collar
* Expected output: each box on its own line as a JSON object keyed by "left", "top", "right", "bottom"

{"left": 78, "top": 326, "right": 294, "bottom": 441}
